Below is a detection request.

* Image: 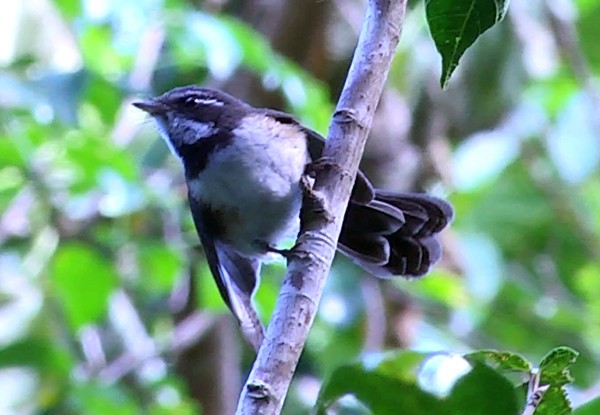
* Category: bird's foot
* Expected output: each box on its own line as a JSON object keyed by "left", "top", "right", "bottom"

{"left": 300, "top": 174, "right": 334, "bottom": 227}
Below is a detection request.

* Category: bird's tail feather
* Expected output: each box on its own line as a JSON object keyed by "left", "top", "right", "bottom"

{"left": 338, "top": 191, "right": 453, "bottom": 278}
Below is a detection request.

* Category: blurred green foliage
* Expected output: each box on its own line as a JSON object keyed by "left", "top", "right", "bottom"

{"left": 1, "top": 0, "right": 600, "bottom": 414}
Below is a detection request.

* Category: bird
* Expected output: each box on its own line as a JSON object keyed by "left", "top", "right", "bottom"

{"left": 133, "top": 85, "right": 453, "bottom": 351}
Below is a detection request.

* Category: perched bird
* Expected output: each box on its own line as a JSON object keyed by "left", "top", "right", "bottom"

{"left": 133, "top": 86, "right": 453, "bottom": 350}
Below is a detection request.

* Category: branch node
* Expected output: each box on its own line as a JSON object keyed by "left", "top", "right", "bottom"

{"left": 246, "top": 382, "right": 271, "bottom": 401}
{"left": 333, "top": 108, "right": 359, "bottom": 124}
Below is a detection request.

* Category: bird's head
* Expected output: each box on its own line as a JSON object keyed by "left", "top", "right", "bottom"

{"left": 133, "top": 86, "right": 249, "bottom": 158}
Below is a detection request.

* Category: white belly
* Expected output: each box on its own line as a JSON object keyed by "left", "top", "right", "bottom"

{"left": 188, "top": 114, "right": 309, "bottom": 256}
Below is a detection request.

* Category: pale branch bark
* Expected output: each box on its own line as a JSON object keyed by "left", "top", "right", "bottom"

{"left": 234, "top": 1, "right": 407, "bottom": 414}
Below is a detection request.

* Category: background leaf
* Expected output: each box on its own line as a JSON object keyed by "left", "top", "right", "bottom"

{"left": 446, "top": 363, "right": 520, "bottom": 415}
{"left": 426, "top": 0, "right": 509, "bottom": 87}
{"left": 51, "top": 243, "right": 117, "bottom": 330}
{"left": 573, "top": 397, "right": 600, "bottom": 415}
{"left": 315, "top": 361, "right": 444, "bottom": 415}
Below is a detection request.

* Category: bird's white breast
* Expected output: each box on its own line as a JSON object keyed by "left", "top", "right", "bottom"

{"left": 188, "top": 114, "right": 310, "bottom": 256}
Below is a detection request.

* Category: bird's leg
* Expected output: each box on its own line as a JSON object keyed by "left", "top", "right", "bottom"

{"left": 267, "top": 245, "right": 291, "bottom": 258}
{"left": 300, "top": 160, "right": 335, "bottom": 226}
{"left": 254, "top": 240, "right": 294, "bottom": 260}
{"left": 257, "top": 160, "right": 337, "bottom": 262}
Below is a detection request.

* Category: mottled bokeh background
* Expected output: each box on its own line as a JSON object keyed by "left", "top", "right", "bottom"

{"left": 1, "top": 0, "right": 600, "bottom": 414}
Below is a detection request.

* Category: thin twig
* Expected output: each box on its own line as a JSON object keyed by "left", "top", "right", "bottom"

{"left": 521, "top": 368, "right": 549, "bottom": 415}
{"left": 234, "top": 1, "right": 408, "bottom": 414}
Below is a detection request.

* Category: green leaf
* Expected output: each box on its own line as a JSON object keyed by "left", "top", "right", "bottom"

{"left": 0, "top": 137, "right": 26, "bottom": 168}
{"left": 426, "top": 0, "right": 509, "bottom": 87}
{"left": 51, "top": 0, "right": 82, "bottom": 20}
{"left": 79, "top": 25, "right": 132, "bottom": 75}
{"left": 197, "top": 259, "right": 228, "bottom": 312}
{"left": 0, "top": 167, "right": 25, "bottom": 213}
{"left": 138, "top": 243, "right": 184, "bottom": 293}
{"left": 534, "top": 385, "right": 571, "bottom": 415}
{"left": 83, "top": 75, "right": 123, "bottom": 126}
{"left": 530, "top": 347, "right": 578, "bottom": 415}
{"left": 0, "top": 338, "right": 71, "bottom": 375}
{"left": 464, "top": 350, "right": 532, "bottom": 373}
{"left": 59, "top": 130, "right": 139, "bottom": 195}
{"left": 315, "top": 362, "right": 443, "bottom": 415}
{"left": 539, "top": 346, "right": 579, "bottom": 386}
{"left": 72, "top": 382, "right": 139, "bottom": 415}
{"left": 526, "top": 75, "right": 578, "bottom": 117}
{"left": 254, "top": 263, "right": 284, "bottom": 320}
{"left": 573, "top": 396, "right": 600, "bottom": 415}
{"left": 578, "top": 2, "right": 600, "bottom": 73}
{"left": 374, "top": 350, "right": 431, "bottom": 383}
{"left": 581, "top": 180, "right": 600, "bottom": 241}
{"left": 51, "top": 243, "right": 118, "bottom": 330}
{"left": 403, "top": 270, "right": 468, "bottom": 307}
{"left": 446, "top": 363, "right": 520, "bottom": 415}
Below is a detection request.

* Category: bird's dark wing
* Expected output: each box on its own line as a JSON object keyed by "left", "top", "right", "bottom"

{"left": 261, "top": 109, "right": 375, "bottom": 204}
{"left": 188, "top": 194, "right": 265, "bottom": 351}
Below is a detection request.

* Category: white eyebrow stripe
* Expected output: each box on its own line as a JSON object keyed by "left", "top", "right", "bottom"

{"left": 191, "top": 97, "right": 225, "bottom": 106}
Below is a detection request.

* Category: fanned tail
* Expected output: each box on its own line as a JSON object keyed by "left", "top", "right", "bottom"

{"left": 338, "top": 191, "right": 453, "bottom": 278}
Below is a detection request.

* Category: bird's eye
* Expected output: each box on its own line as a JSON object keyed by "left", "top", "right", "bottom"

{"left": 183, "top": 97, "right": 199, "bottom": 107}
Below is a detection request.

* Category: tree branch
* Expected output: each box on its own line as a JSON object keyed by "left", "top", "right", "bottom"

{"left": 235, "top": 1, "right": 407, "bottom": 413}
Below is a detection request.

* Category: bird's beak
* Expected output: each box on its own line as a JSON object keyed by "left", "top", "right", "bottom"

{"left": 132, "top": 99, "right": 166, "bottom": 115}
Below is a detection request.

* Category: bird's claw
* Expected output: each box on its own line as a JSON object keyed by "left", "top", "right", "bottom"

{"left": 300, "top": 173, "right": 334, "bottom": 227}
